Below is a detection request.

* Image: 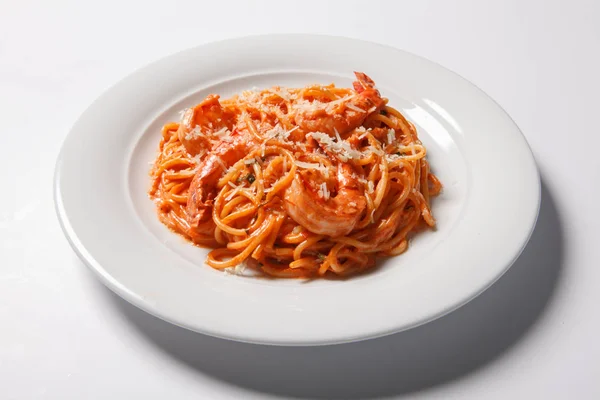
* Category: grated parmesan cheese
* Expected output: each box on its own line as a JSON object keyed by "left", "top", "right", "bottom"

{"left": 387, "top": 129, "right": 395, "bottom": 145}
{"left": 293, "top": 99, "right": 327, "bottom": 112}
{"left": 225, "top": 187, "right": 240, "bottom": 201}
{"left": 294, "top": 160, "right": 322, "bottom": 170}
{"left": 223, "top": 263, "right": 247, "bottom": 276}
{"left": 184, "top": 125, "right": 202, "bottom": 141}
{"left": 346, "top": 103, "right": 366, "bottom": 113}
{"left": 334, "top": 127, "right": 342, "bottom": 143}
{"left": 385, "top": 153, "right": 403, "bottom": 163}
{"left": 213, "top": 126, "right": 229, "bottom": 137}
{"left": 308, "top": 131, "right": 362, "bottom": 162}
{"left": 318, "top": 182, "right": 330, "bottom": 200}
{"left": 326, "top": 94, "right": 355, "bottom": 109}
{"left": 264, "top": 124, "right": 296, "bottom": 142}
{"left": 367, "top": 181, "right": 375, "bottom": 194}
{"left": 215, "top": 157, "right": 227, "bottom": 172}
{"left": 323, "top": 183, "right": 330, "bottom": 200}
{"left": 286, "top": 125, "right": 299, "bottom": 136}
{"left": 192, "top": 150, "right": 206, "bottom": 165}
{"left": 270, "top": 88, "right": 292, "bottom": 102}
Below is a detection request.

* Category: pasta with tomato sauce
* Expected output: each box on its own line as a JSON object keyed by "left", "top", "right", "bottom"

{"left": 149, "top": 72, "right": 442, "bottom": 278}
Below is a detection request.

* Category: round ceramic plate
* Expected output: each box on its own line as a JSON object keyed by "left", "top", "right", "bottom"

{"left": 55, "top": 35, "right": 540, "bottom": 345}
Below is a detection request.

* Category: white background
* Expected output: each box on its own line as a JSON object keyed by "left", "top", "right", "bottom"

{"left": 1, "top": 0, "right": 599, "bottom": 398}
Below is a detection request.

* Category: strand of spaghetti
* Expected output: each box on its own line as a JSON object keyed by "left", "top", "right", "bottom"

{"left": 331, "top": 235, "right": 375, "bottom": 251}
{"left": 383, "top": 105, "right": 414, "bottom": 137}
{"left": 373, "top": 158, "right": 389, "bottom": 209}
{"left": 289, "top": 257, "right": 321, "bottom": 270}
{"left": 169, "top": 181, "right": 189, "bottom": 194}
{"left": 369, "top": 113, "right": 398, "bottom": 129}
{"left": 263, "top": 214, "right": 286, "bottom": 249}
{"left": 168, "top": 194, "right": 188, "bottom": 204}
{"left": 221, "top": 203, "right": 256, "bottom": 225}
{"left": 252, "top": 162, "right": 265, "bottom": 200}
{"left": 336, "top": 249, "right": 370, "bottom": 266}
{"left": 397, "top": 144, "right": 426, "bottom": 161}
{"left": 244, "top": 115, "right": 263, "bottom": 141}
{"left": 212, "top": 193, "right": 248, "bottom": 236}
{"left": 293, "top": 235, "right": 325, "bottom": 261}
{"left": 266, "top": 149, "right": 296, "bottom": 201}
{"left": 323, "top": 242, "right": 345, "bottom": 274}
{"left": 355, "top": 148, "right": 378, "bottom": 166}
{"left": 263, "top": 247, "right": 295, "bottom": 258}
{"left": 213, "top": 226, "right": 227, "bottom": 245}
{"left": 224, "top": 209, "right": 275, "bottom": 250}
{"left": 414, "top": 190, "right": 436, "bottom": 227}
{"left": 220, "top": 195, "right": 249, "bottom": 218}
{"left": 382, "top": 239, "right": 409, "bottom": 257}
{"left": 154, "top": 157, "right": 195, "bottom": 175}
{"left": 420, "top": 159, "right": 430, "bottom": 205}
{"left": 261, "top": 265, "right": 309, "bottom": 278}
{"left": 163, "top": 171, "right": 195, "bottom": 181}
{"left": 281, "top": 230, "right": 307, "bottom": 244}
{"left": 428, "top": 172, "right": 443, "bottom": 196}
{"left": 206, "top": 214, "right": 276, "bottom": 269}
{"left": 251, "top": 214, "right": 286, "bottom": 259}
{"left": 371, "top": 189, "right": 394, "bottom": 227}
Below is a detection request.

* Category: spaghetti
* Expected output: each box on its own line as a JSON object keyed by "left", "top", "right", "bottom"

{"left": 149, "top": 72, "right": 442, "bottom": 278}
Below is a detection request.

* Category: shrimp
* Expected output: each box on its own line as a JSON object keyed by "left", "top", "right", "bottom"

{"left": 177, "top": 94, "right": 236, "bottom": 155}
{"left": 186, "top": 130, "right": 257, "bottom": 229}
{"left": 284, "top": 163, "right": 367, "bottom": 237}
{"left": 294, "top": 72, "right": 384, "bottom": 136}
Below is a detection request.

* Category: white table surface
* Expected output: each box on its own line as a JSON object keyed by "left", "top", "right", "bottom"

{"left": 2, "top": 0, "right": 599, "bottom": 398}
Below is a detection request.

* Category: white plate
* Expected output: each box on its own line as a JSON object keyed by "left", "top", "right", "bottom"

{"left": 54, "top": 35, "right": 540, "bottom": 345}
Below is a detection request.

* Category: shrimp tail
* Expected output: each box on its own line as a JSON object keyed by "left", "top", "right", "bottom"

{"left": 352, "top": 71, "right": 377, "bottom": 93}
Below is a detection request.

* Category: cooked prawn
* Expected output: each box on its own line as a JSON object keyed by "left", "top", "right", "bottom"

{"left": 284, "top": 163, "right": 366, "bottom": 237}
{"left": 186, "top": 130, "right": 257, "bottom": 229}
{"left": 177, "top": 94, "right": 236, "bottom": 155}
{"left": 294, "top": 72, "right": 384, "bottom": 136}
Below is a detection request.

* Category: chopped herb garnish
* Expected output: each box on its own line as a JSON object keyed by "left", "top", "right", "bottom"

{"left": 246, "top": 174, "right": 256, "bottom": 184}
{"left": 317, "top": 253, "right": 326, "bottom": 261}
